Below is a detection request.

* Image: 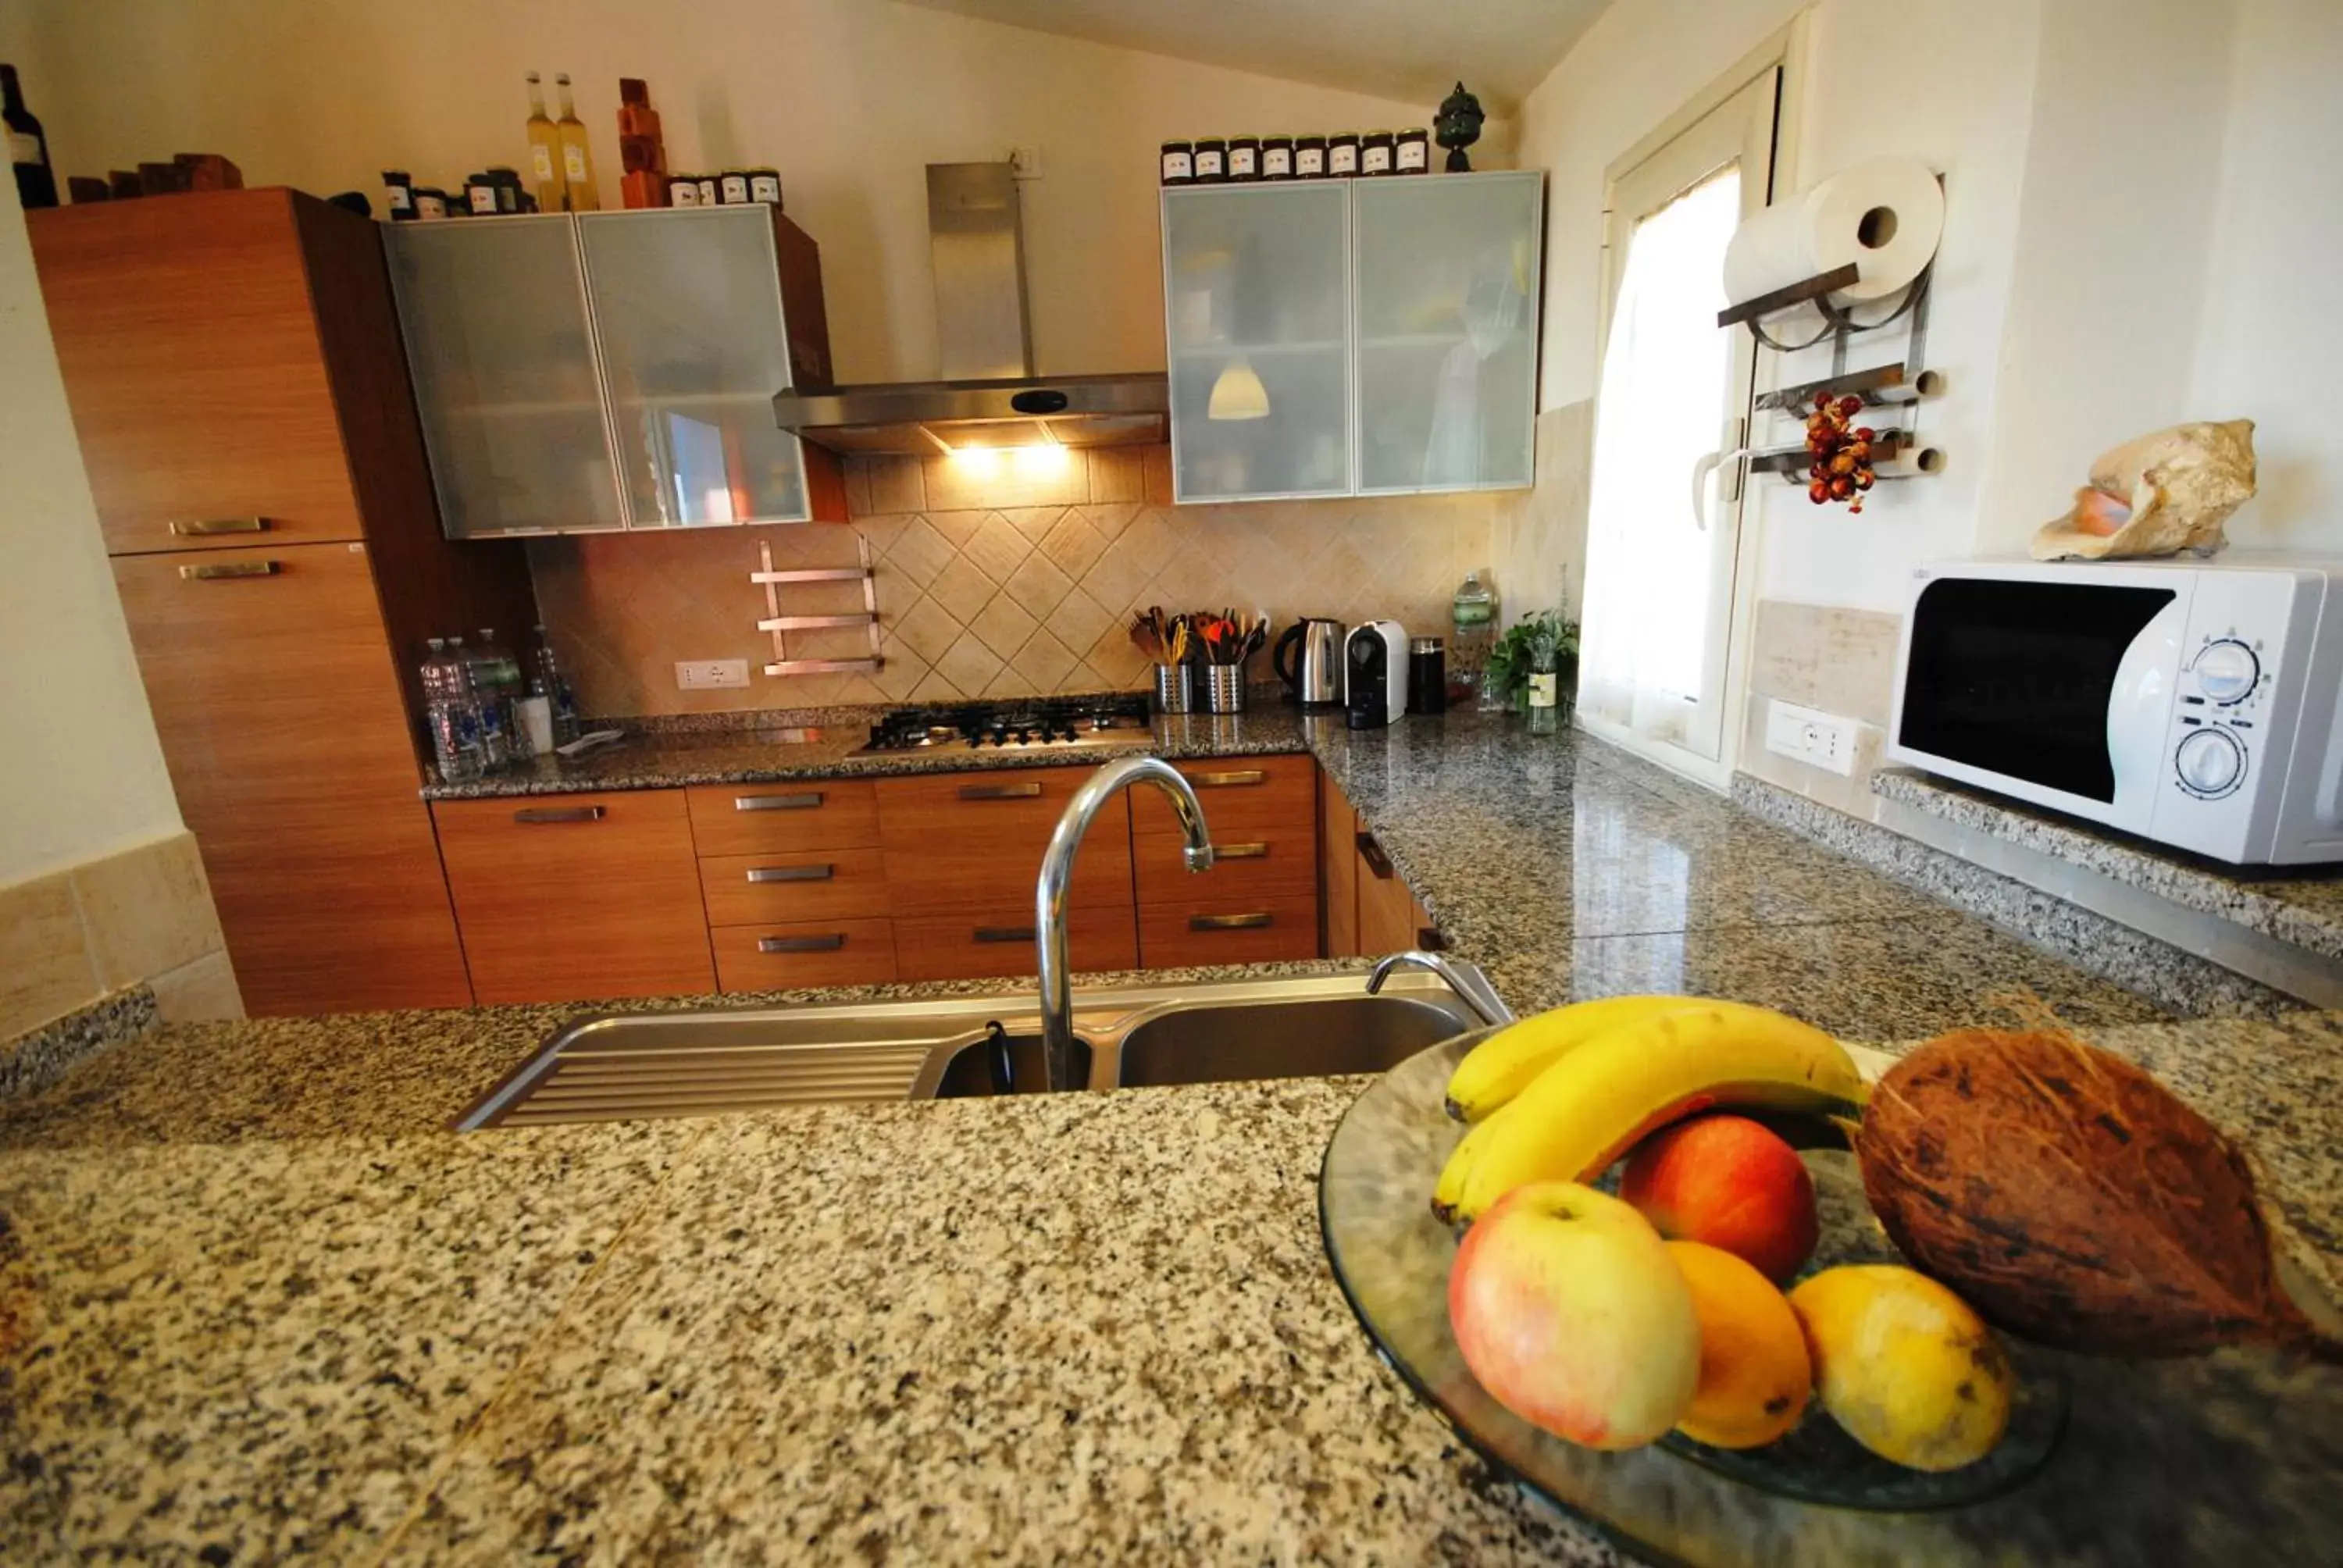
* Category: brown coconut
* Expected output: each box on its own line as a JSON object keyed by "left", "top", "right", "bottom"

{"left": 1856, "top": 1028, "right": 2333, "bottom": 1359}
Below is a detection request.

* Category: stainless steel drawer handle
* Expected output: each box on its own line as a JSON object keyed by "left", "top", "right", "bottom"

{"left": 1192, "top": 768, "right": 1268, "bottom": 788}
{"left": 1212, "top": 841, "right": 1269, "bottom": 860}
{"left": 958, "top": 782, "right": 1043, "bottom": 800}
{"left": 1190, "top": 911, "right": 1273, "bottom": 932}
{"left": 758, "top": 933, "right": 846, "bottom": 953}
{"left": 745, "top": 864, "right": 834, "bottom": 884}
{"left": 178, "top": 559, "right": 280, "bottom": 580}
{"left": 973, "top": 925, "right": 1036, "bottom": 943}
{"left": 1357, "top": 832, "right": 1396, "bottom": 880}
{"left": 169, "top": 516, "right": 271, "bottom": 536}
{"left": 735, "top": 792, "right": 823, "bottom": 812}
{"left": 513, "top": 805, "right": 606, "bottom": 824}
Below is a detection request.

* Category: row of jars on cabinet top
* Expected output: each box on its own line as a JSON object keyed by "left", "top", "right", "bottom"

{"left": 1161, "top": 130, "right": 1430, "bottom": 186}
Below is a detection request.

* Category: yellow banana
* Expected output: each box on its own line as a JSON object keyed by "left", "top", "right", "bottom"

{"left": 1449, "top": 1001, "right": 1868, "bottom": 1225}
{"left": 1443, "top": 994, "right": 1709, "bottom": 1122}
{"left": 1431, "top": 1105, "right": 1510, "bottom": 1222}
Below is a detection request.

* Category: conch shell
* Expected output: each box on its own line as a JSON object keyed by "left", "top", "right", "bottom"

{"left": 2030, "top": 419, "right": 2256, "bottom": 561}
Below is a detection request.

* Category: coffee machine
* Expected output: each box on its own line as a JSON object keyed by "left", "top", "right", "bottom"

{"left": 1344, "top": 621, "right": 1409, "bottom": 729}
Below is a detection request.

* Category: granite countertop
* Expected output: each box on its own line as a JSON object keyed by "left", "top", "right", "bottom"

{"left": 9, "top": 713, "right": 2334, "bottom": 1563}
{"left": 1872, "top": 767, "right": 2343, "bottom": 963}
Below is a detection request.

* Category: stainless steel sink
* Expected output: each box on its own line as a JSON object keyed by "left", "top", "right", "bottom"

{"left": 455, "top": 968, "right": 1489, "bottom": 1129}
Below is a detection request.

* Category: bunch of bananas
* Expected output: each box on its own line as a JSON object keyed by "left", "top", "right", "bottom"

{"left": 1432, "top": 996, "right": 1868, "bottom": 1224}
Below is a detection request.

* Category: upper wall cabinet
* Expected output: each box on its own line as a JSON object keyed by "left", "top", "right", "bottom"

{"left": 385, "top": 205, "right": 843, "bottom": 537}
{"left": 1159, "top": 171, "right": 1544, "bottom": 504}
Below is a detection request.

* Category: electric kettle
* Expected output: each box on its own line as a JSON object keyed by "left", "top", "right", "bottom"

{"left": 1272, "top": 617, "right": 1346, "bottom": 708}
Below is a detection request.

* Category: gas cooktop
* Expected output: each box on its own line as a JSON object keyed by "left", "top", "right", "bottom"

{"left": 851, "top": 694, "right": 1157, "bottom": 756}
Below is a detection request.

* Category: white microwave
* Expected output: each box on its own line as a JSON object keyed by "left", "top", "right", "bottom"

{"left": 1888, "top": 556, "right": 2343, "bottom": 864}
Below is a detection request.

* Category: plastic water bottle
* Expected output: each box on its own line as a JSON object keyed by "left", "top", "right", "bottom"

{"left": 421, "top": 637, "right": 482, "bottom": 783}
{"left": 531, "top": 624, "right": 582, "bottom": 744}
{"left": 475, "top": 628, "right": 532, "bottom": 762}
{"left": 449, "top": 636, "right": 513, "bottom": 771}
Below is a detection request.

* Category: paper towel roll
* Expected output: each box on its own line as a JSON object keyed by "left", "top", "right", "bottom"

{"left": 1723, "top": 157, "right": 1944, "bottom": 306}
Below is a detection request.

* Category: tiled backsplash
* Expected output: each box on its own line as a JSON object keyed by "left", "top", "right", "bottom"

{"left": 531, "top": 445, "right": 1515, "bottom": 716}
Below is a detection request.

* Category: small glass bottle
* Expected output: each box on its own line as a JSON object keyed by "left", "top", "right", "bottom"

{"left": 1293, "top": 134, "right": 1327, "bottom": 178}
{"left": 1527, "top": 653, "right": 1561, "bottom": 736}
{"left": 553, "top": 72, "right": 600, "bottom": 211}
{"left": 522, "top": 73, "right": 563, "bottom": 214}
{"left": 1453, "top": 570, "right": 1497, "bottom": 710}
{"left": 381, "top": 169, "right": 415, "bottom": 220}
{"left": 1160, "top": 140, "right": 1195, "bottom": 185}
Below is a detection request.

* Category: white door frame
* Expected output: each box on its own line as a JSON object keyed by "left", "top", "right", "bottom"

{"left": 1576, "top": 20, "right": 1811, "bottom": 792}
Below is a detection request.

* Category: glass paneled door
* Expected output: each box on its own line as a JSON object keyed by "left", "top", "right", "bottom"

{"left": 1578, "top": 69, "right": 1778, "bottom": 779}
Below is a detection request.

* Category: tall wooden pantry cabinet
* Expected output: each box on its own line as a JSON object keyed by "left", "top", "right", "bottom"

{"left": 30, "top": 188, "right": 535, "bottom": 1014}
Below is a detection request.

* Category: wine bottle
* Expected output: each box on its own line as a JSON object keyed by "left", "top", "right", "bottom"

{"left": 523, "top": 73, "right": 562, "bottom": 214}
{"left": 553, "top": 73, "right": 599, "bottom": 212}
{"left": 2, "top": 65, "right": 59, "bottom": 210}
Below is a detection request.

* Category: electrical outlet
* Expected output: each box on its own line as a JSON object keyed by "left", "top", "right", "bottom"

{"left": 1764, "top": 699, "right": 1860, "bottom": 777}
{"left": 1008, "top": 144, "right": 1043, "bottom": 180}
{"left": 675, "top": 659, "right": 751, "bottom": 690}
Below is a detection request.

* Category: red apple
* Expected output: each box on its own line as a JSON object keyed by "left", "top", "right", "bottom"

{"left": 1448, "top": 1181, "right": 1700, "bottom": 1449}
{"left": 1620, "top": 1115, "right": 1819, "bottom": 1282}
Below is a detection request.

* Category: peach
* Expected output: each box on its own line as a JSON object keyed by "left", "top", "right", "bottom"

{"left": 1621, "top": 1114, "right": 1819, "bottom": 1281}
{"left": 1448, "top": 1181, "right": 1701, "bottom": 1450}
{"left": 1665, "top": 1240, "right": 1813, "bottom": 1449}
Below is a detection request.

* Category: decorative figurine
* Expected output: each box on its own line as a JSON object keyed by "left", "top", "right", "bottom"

{"left": 1436, "top": 82, "right": 1485, "bottom": 173}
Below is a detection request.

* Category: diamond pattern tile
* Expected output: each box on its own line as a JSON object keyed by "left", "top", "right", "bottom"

{"left": 1003, "top": 552, "right": 1076, "bottom": 620}
{"left": 927, "top": 554, "right": 1000, "bottom": 625}
{"left": 960, "top": 513, "right": 1033, "bottom": 585}
{"left": 968, "top": 592, "right": 1040, "bottom": 662}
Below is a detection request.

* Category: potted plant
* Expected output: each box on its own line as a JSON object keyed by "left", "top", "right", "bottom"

{"left": 1483, "top": 611, "right": 1578, "bottom": 725}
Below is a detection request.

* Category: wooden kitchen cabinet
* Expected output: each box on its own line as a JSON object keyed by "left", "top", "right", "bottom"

{"left": 710, "top": 918, "right": 897, "bottom": 992}
{"left": 894, "top": 903, "right": 1139, "bottom": 983}
{"left": 1134, "top": 754, "right": 1319, "bottom": 965}
{"left": 434, "top": 791, "right": 715, "bottom": 1004}
{"left": 876, "top": 768, "right": 1135, "bottom": 913}
{"left": 1319, "top": 772, "right": 1435, "bottom": 959}
{"left": 1319, "top": 767, "right": 1361, "bottom": 958}
{"left": 1357, "top": 826, "right": 1434, "bottom": 956}
{"left": 684, "top": 780, "right": 880, "bottom": 857}
{"left": 33, "top": 189, "right": 538, "bottom": 1014}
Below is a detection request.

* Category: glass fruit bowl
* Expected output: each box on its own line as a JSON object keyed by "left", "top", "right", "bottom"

{"left": 1317, "top": 1032, "right": 2343, "bottom": 1568}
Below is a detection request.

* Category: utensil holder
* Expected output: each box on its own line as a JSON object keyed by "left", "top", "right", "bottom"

{"left": 1153, "top": 662, "right": 1194, "bottom": 715}
{"left": 1204, "top": 664, "right": 1247, "bottom": 714}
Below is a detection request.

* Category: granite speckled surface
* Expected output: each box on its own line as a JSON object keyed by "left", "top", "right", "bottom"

{"left": 1733, "top": 772, "right": 2303, "bottom": 1018}
{"left": 1874, "top": 767, "right": 2343, "bottom": 961}
{"left": 0, "top": 984, "right": 157, "bottom": 1102}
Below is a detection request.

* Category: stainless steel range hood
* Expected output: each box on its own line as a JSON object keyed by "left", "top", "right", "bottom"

{"left": 774, "top": 162, "right": 1168, "bottom": 456}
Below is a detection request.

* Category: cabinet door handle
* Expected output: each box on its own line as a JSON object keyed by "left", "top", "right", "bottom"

{"left": 759, "top": 933, "right": 846, "bottom": 953}
{"left": 972, "top": 925, "right": 1036, "bottom": 943}
{"left": 746, "top": 863, "right": 834, "bottom": 884}
{"left": 1212, "top": 841, "right": 1269, "bottom": 860}
{"left": 1356, "top": 832, "right": 1395, "bottom": 879}
{"left": 1191, "top": 768, "right": 1268, "bottom": 788}
{"left": 735, "top": 791, "right": 823, "bottom": 812}
{"left": 512, "top": 805, "right": 605, "bottom": 824}
{"left": 1190, "top": 911, "right": 1273, "bottom": 931}
{"left": 958, "top": 781, "right": 1043, "bottom": 801}
{"left": 178, "top": 559, "right": 280, "bottom": 580}
{"left": 169, "top": 516, "right": 272, "bottom": 536}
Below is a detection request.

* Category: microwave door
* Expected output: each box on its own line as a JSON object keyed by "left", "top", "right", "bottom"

{"left": 1895, "top": 578, "right": 2181, "bottom": 826}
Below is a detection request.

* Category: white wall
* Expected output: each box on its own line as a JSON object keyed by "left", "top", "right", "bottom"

{"left": 0, "top": 179, "right": 184, "bottom": 886}
{"left": 0, "top": 0, "right": 1446, "bottom": 387}
{"left": 2187, "top": 0, "right": 2343, "bottom": 549}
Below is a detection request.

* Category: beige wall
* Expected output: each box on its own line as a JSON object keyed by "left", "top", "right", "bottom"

{"left": 533, "top": 449, "right": 1506, "bottom": 715}
{"left": 0, "top": 180, "right": 237, "bottom": 1034}
{"left": 0, "top": 0, "right": 1446, "bottom": 387}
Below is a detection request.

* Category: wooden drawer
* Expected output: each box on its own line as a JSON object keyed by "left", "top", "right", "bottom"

{"left": 1357, "top": 827, "right": 1430, "bottom": 957}
{"left": 434, "top": 789, "right": 715, "bottom": 1005}
{"left": 894, "top": 903, "right": 1139, "bottom": 982}
{"left": 686, "top": 780, "right": 881, "bottom": 857}
{"left": 1133, "top": 753, "right": 1317, "bottom": 839}
{"left": 1139, "top": 891, "right": 1322, "bottom": 968}
{"left": 1136, "top": 827, "right": 1318, "bottom": 906}
{"left": 711, "top": 918, "right": 897, "bottom": 992}
{"left": 877, "top": 768, "right": 1133, "bottom": 911}
{"left": 698, "top": 847, "right": 891, "bottom": 927}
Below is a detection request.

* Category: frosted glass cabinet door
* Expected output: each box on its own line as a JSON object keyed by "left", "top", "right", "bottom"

{"left": 1354, "top": 171, "right": 1544, "bottom": 494}
{"left": 1162, "top": 183, "right": 1351, "bottom": 501}
{"left": 383, "top": 218, "right": 622, "bottom": 536}
{"left": 578, "top": 207, "right": 811, "bottom": 527}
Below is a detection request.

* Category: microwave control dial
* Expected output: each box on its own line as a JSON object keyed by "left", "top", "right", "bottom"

{"left": 2175, "top": 726, "right": 2246, "bottom": 798}
{"left": 2192, "top": 639, "right": 2260, "bottom": 704}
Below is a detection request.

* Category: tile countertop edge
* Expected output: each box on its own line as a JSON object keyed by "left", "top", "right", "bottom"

{"left": 1871, "top": 768, "right": 2343, "bottom": 964}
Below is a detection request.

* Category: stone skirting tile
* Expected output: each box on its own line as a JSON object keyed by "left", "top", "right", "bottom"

{"left": 0, "top": 983, "right": 157, "bottom": 1101}
{"left": 0, "top": 832, "right": 238, "bottom": 1041}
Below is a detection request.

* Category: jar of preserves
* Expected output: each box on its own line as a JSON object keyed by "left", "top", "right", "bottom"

{"left": 748, "top": 168, "right": 783, "bottom": 205}
{"left": 1327, "top": 132, "right": 1361, "bottom": 176}
{"left": 1261, "top": 135, "right": 1294, "bottom": 179}
{"left": 1227, "top": 134, "right": 1260, "bottom": 180}
{"left": 1397, "top": 127, "right": 1431, "bottom": 174}
{"left": 696, "top": 174, "right": 719, "bottom": 206}
{"left": 1361, "top": 130, "right": 1396, "bottom": 175}
{"left": 719, "top": 170, "right": 750, "bottom": 205}
{"left": 669, "top": 176, "right": 699, "bottom": 208}
{"left": 1193, "top": 137, "right": 1228, "bottom": 182}
{"left": 1293, "top": 134, "right": 1327, "bottom": 178}
{"left": 1160, "top": 139, "right": 1194, "bottom": 185}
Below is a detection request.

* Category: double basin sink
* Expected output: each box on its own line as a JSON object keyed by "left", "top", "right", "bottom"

{"left": 457, "top": 969, "right": 1491, "bottom": 1130}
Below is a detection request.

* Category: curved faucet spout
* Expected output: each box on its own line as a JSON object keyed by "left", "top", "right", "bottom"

{"left": 1037, "top": 756, "right": 1214, "bottom": 1092}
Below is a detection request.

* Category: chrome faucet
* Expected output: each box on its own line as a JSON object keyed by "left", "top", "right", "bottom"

{"left": 1367, "top": 950, "right": 1514, "bottom": 1028}
{"left": 1036, "top": 756, "right": 1214, "bottom": 1092}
